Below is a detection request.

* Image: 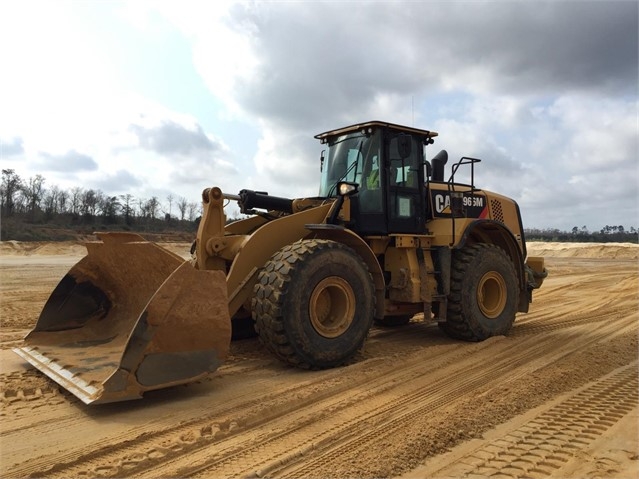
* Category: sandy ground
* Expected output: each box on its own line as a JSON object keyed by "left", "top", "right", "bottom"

{"left": 0, "top": 240, "right": 637, "bottom": 478}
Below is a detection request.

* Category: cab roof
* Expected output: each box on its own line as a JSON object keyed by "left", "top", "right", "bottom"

{"left": 314, "top": 120, "right": 438, "bottom": 141}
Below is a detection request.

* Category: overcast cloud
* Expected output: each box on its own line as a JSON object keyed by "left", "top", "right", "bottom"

{"left": 94, "top": 169, "right": 142, "bottom": 195}
{"left": 1, "top": 137, "right": 24, "bottom": 157}
{"left": 0, "top": 0, "right": 636, "bottom": 231}
{"left": 129, "top": 120, "right": 222, "bottom": 156}
{"left": 37, "top": 150, "right": 98, "bottom": 173}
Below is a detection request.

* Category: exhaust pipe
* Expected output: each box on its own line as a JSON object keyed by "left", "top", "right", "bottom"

{"left": 431, "top": 150, "right": 448, "bottom": 182}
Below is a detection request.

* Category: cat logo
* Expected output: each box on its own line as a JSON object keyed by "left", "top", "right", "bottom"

{"left": 432, "top": 192, "right": 486, "bottom": 217}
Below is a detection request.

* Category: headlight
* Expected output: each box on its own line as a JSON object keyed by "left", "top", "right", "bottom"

{"left": 338, "top": 182, "right": 358, "bottom": 196}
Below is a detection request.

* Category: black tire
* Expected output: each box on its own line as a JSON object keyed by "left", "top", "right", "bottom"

{"left": 375, "top": 315, "right": 413, "bottom": 327}
{"left": 441, "top": 243, "right": 519, "bottom": 341}
{"left": 252, "top": 239, "right": 375, "bottom": 369}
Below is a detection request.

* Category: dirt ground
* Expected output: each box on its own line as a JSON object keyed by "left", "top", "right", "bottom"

{"left": 0, "top": 240, "right": 637, "bottom": 478}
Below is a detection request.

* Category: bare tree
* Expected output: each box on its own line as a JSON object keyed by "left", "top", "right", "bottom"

{"left": 80, "top": 189, "right": 100, "bottom": 218}
{"left": 43, "top": 185, "right": 61, "bottom": 218}
{"left": 150, "top": 197, "right": 160, "bottom": 219}
{"left": 166, "top": 194, "right": 174, "bottom": 218}
{"left": 177, "top": 196, "right": 188, "bottom": 221}
{"left": 57, "top": 188, "right": 69, "bottom": 214}
{"left": 140, "top": 196, "right": 160, "bottom": 219}
{"left": 137, "top": 197, "right": 147, "bottom": 218}
{"left": 100, "top": 195, "right": 120, "bottom": 224}
{"left": 187, "top": 202, "right": 199, "bottom": 222}
{"left": 21, "top": 174, "right": 46, "bottom": 220}
{"left": 69, "top": 186, "right": 83, "bottom": 216}
{"left": 1, "top": 169, "right": 23, "bottom": 216}
{"left": 120, "top": 193, "right": 135, "bottom": 225}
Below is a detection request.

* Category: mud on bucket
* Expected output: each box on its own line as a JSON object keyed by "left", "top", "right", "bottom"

{"left": 13, "top": 233, "right": 231, "bottom": 405}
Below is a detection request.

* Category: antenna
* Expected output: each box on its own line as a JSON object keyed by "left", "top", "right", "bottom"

{"left": 411, "top": 96, "right": 414, "bottom": 126}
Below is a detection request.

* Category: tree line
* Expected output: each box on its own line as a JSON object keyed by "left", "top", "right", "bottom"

{"left": 1, "top": 169, "right": 202, "bottom": 240}
{"left": 1, "top": 169, "right": 202, "bottom": 222}
{"left": 524, "top": 225, "right": 638, "bottom": 243}
{"left": 1, "top": 169, "right": 637, "bottom": 243}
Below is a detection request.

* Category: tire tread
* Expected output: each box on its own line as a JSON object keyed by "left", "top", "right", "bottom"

{"left": 253, "top": 239, "right": 374, "bottom": 369}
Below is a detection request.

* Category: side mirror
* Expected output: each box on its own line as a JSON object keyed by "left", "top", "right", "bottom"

{"left": 320, "top": 149, "right": 325, "bottom": 172}
{"left": 425, "top": 161, "right": 432, "bottom": 179}
{"left": 397, "top": 134, "right": 412, "bottom": 159}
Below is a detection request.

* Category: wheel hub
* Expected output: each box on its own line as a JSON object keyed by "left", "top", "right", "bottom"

{"left": 477, "top": 271, "right": 507, "bottom": 319}
{"left": 309, "top": 276, "right": 355, "bottom": 338}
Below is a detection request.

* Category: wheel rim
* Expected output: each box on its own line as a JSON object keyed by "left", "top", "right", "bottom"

{"left": 309, "top": 276, "right": 356, "bottom": 338}
{"left": 477, "top": 271, "right": 507, "bottom": 319}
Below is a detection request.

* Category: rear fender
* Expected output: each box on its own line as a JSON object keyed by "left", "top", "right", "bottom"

{"left": 457, "top": 220, "right": 529, "bottom": 312}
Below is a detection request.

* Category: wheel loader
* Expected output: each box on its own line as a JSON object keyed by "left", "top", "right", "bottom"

{"left": 14, "top": 120, "right": 547, "bottom": 404}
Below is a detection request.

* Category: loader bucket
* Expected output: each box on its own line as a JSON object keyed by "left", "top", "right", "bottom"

{"left": 13, "top": 232, "right": 231, "bottom": 405}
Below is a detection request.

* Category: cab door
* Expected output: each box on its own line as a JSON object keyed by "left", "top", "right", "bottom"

{"left": 385, "top": 132, "right": 426, "bottom": 234}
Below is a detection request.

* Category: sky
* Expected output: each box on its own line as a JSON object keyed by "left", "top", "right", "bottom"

{"left": 1, "top": 0, "right": 637, "bottom": 231}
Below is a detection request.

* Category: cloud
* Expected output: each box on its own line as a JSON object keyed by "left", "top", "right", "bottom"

{"left": 545, "top": 96, "right": 638, "bottom": 172}
{"left": 248, "top": 125, "right": 321, "bottom": 197}
{"left": 1, "top": 1, "right": 636, "bottom": 231}
{"left": 94, "top": 169, "right": 143, "bottom": 194}
{"left": 424, "top": 2, "right": 637, "bottom": 96}
{"left": 160, "top": 2, "right": 636, "bottom": 188}
{"left": 168, "top": 153, "right": 240, "bottom": 193}
{"left": 129, "top": 120, "right": 222, "bottom": 157}
{"left": 1, "top": 137, "right": 24, "bottom": 157}
{"left": 120, "top": 114, "right": 242, "bottom": 197}
{"left": 202, "top": 1, "right": 637, "bottom": 129}
{"left": 37, "top": 150, "right": 98, "bottom": 172}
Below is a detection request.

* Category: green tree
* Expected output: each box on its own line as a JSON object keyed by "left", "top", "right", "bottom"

{"left": 100, "top": 195, "right": 120, "bottom": 224}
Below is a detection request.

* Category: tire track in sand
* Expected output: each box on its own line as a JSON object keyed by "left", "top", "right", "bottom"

{"left": 259, "top": 316, "right": 636, "bottom": 479}
{"left": 145, "top": 309, "right": 635, "bottom": 478}
{"left": 2, "top": 256, "right": 635, "bottom": 478}
{"left": 5, "top": 288, "right": 636, "bottom": 478}
{"left": 411, "top": 362, "right": 638, "bottom": 479}
{"left": 5, "top": 323, "right": 515, "bottom": 478}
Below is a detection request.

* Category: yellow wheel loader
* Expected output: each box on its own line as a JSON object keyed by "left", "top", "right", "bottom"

{"left": 14, "top": 121, "right": 547, "bottom": 404}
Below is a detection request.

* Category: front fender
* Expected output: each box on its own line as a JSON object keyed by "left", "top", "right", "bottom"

{"left": 226, "top": 203, "right": 333, "bottom": 316}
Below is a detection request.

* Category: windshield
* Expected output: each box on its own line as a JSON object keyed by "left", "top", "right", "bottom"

{"left": 318, "top": 131, "right": 380, "bottom": 197}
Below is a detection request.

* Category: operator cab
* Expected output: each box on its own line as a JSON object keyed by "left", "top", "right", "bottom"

{"left": 315, "top": 121, "right": 437, "bottom": 235}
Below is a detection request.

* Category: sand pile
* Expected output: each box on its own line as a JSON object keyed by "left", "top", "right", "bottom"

{"left": 2, "top": 240, "right": 636, "bottom": 261}
{"left": 527, "top": 242, "right": 638, "bottom": 260}
{"left": 0, "top": 241, "right": 193, "bottom": 259}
